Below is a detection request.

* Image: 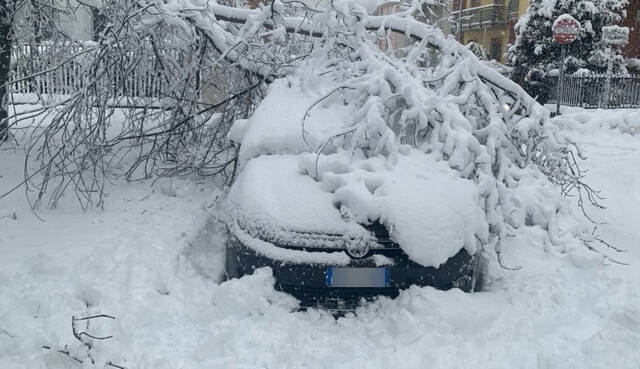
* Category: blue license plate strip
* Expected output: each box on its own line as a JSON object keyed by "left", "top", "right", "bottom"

{"left": 326, "top": 267, "right": 389, "bottom": 288}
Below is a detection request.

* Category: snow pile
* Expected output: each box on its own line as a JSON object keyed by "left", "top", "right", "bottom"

{"left": 298, "top": 150, "right": 487, "bottom": 266}
{"left": 229, "top": 155, "right": 362, "bottom": 236}
{"left": 227, "top": 154, "right": 370, "bottom": 256}
{"left": 238, "top": 79, "right": 352, "bottom": 163}
{"left": 552, "top": 107, "right": 640, "bottom": 135}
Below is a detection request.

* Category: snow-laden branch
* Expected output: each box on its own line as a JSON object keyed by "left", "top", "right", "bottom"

{"left": 186, "top": 1, "right": 603, "bottom": 263}
{"left": 11, "top": 0, "right": 608, "bottom": 264}
{"left": 154, "top": 1, "right": 545, "bottom": 118}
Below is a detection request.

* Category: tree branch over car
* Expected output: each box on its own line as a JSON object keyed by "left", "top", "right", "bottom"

{"left": 0, "top": 0, "right": 616, "bottom": 262}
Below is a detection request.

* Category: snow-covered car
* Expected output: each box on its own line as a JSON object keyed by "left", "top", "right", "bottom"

{"left": 224, "top": 79, "right": 486, "bottom": 310}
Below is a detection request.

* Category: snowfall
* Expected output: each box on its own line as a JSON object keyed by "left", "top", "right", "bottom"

{"left": 1, "top": 106, "right": 640, "bottom": 369}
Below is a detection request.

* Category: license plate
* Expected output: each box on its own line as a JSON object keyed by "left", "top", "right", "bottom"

{"left": 326, "top": 267, "right": 389, "bottom": 288}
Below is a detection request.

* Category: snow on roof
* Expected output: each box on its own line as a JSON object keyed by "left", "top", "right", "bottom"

{"left": 238, "top": 79, "right": 352, "bottom": 163}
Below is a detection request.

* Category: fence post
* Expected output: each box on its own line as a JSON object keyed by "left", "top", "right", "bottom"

{"left": 556, "top": 44, "right": 566, "bottom": 115}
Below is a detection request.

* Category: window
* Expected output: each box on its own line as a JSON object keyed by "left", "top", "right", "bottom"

{"left": 490, "top": 38, "right": 502, "bottom": 61}
{"left": 508, "top": 0, "right": 519, "bottom": 17}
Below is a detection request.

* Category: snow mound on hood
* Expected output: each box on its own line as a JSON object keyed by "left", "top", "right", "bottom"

{"left": 227, "top": 149, "right": 486, "bottom": 267}
{"left": 302, "top": 150, "right": 488, "bottom": 267}
{"left": 227, "top": 154, "right": 370, "bottom": 249}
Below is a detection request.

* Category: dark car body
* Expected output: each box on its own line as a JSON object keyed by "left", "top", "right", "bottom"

{"left": 225, "top": 221, "right": 482, "bottom": 310}
{"left": 225, "top": 81, "right": 485, "bottom": 311}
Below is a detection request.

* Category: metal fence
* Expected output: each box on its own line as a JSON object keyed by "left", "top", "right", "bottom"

{"left": 546, "top": 74, "right": 640, "bottom": 109}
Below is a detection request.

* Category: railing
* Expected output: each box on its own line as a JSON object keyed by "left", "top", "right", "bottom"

{"left": 507, "top": 0, "right": 520, "bottom": 19}
{"left": 546, "top": 74, "right": 640, "bottom": 109}
{"left": 453, "top": 4, "right": 507, "bottom": 30}
{"left": 8, "top": 43, "right": 165, "bottom": 103}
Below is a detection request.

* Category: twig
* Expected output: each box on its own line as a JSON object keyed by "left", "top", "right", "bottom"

{"left": 41, "top": 345, "right": 83, "bottom": 364}
{"left": 74, "top": 314, "right": 116, "bottom": 321}
{"left": 106, "top": 362, "right": 127, "bottom": 369}
{"left": 300, "top": 86, "right": 354, "bottom": 149}
{"left": 72, "top": 315, "right": 116, "bottom": 343}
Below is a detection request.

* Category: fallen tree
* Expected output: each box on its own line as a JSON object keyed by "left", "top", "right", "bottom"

{"left": 1, "top": 0, "right": 614, "bottom": 262}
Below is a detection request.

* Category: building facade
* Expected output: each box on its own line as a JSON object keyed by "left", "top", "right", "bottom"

{"left": 452, "top": 0, "right": 526, "bottom": 63}
{"left": 454, "top": 0, "right": 640, "bottom": 63}
{"left": 621, "top": 0, "right": 640, "bottom": 59}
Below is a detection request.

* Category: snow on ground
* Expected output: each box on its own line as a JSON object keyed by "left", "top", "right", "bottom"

{"left": 552, "top": 107, "right": 640, "bottom": 254}
{"left": 1, "top": 108, "right": 640, "bottom": 369}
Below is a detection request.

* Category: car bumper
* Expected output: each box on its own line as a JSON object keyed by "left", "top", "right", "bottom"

{"left": 225, "top": 234, "right": 476, "bottom": 309}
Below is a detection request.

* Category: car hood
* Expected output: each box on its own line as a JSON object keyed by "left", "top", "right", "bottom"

{"left": 227, "top": 152, "right": 488, "bottom": 268}
{"left": 227, "top": 154, "right": 372, "bottom": 250}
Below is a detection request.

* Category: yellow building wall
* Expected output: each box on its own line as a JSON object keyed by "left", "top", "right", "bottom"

{"left": 463, "top": 27, "right": 510, "bottom": 63}
{"left": 460, "top": 0, "right": 529, "bottom": 63}
{"left": 463, "top": 28, "right": 508, "bottom": 52}
{"left": 518, "top": 0, "right": 528, "bottom": 16}
{"left": 462, "top": 0, "right": 528, "bottom": 13}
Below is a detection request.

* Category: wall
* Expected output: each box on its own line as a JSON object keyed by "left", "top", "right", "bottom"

{"left": 621, "top": 0, "right": 640, "bottom": 59}
{"left": 463, "top": 28, "right": 508, "bottom": 61}
{"left": 458, "top": 0, "right": 526, "bottom": 63}
{"left": 56, "top": 0, "right": 94, "bottom": 41}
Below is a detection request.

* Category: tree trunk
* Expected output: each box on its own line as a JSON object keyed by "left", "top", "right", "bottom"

{"left": 0, "top": 0, "right": 14, "bottom": 142}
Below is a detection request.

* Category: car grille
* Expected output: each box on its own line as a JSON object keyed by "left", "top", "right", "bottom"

{"left": 275, "top": 220, "right": 404, "bottom": 259}
{"left": 363, "top": 220, "right": 395, "bottom": 247}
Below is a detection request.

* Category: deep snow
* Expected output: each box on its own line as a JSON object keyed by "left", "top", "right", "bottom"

{"left": 1, "top": 108, "right": 640, "bottom": 369}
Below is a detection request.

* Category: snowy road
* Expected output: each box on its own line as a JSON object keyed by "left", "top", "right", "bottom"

{"left": 1, "top": 109, "right": 639, "bottom": 369}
